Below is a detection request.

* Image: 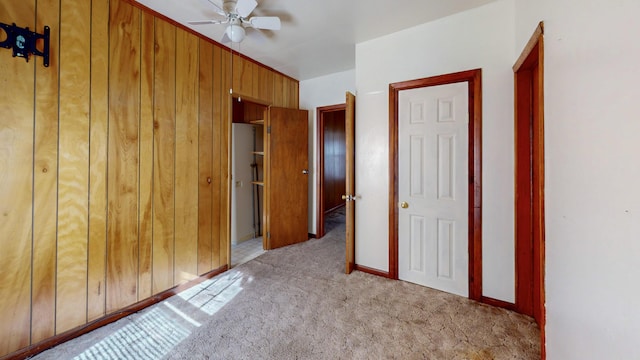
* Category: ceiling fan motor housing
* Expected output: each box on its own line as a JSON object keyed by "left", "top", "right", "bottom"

{"left": 222, "top": 0, "right": 237, "bottom": 14}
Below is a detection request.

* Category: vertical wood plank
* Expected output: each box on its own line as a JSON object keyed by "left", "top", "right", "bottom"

{"left": 283, "top": 77, "right": 292, "bottom": 108}
{"left": 259, "top": 66, "right": 273, "bottom": 104}
{"left": 220, "top": 47, "right": 231, "bottom": 267}
{"left": 107, "top": 0, "right": 140, "bottom": 313}
{"left": 138, "top": 10, "right": 155, "bottom": 301}
{"left": 56, "top": 0, "right": 91, "bottom": 333}
{"left": 31, "top": 0, "right": 59, "bottom": 344}
{"left": 273, "top": 74, "right": 284, "bottom": 107}
{"left": 198, "top": 40, "right": 214, "bottom": 274}
{"left": 152, "top": 18, "right": 176, "bottom": 293}
{"left": 174, "top": 29, "right": 199, "bottom": 284}
{"left": 251, "top": 62, "right": 260, "bottom": 99}
{"left": 232, "top": 54, "right": 242, "bottom": 95}
{"left": 87, "top": 0, "right": 109, "bottom": 322}
{"left": 290, "top": 80, "right": 299, "bottom": 108}
{"left": 0, "top": 2, "right": 35, "bottom": 356}
{"left": 245, "top": 59, "right": 253, "bottom": 97}
{"left": 211, "top": 46, "right": 223, "bottom": 268}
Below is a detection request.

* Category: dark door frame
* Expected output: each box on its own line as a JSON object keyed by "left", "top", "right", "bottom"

{"left": 316, "top": 103, "right": 346, "bottom": 239}
{"left": 388, "top": 69, "right": 484, "bottom": 302}
{"left": 514, "top": 22, "right": 545, "bottom": 359}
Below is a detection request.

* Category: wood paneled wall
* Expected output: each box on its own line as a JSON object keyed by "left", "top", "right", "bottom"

{"left": 0, "top": 0, "right": 298, "bottom": 357}
{"left": 323, "top": 111, "right": 347, "bottom": 212}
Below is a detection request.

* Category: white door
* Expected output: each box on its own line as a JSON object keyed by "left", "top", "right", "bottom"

{"left": 398, "top": 82, "right": 469, "bottom": 297}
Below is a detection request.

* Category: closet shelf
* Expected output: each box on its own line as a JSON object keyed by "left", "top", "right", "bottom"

{"left": 249, "top": 120, "right": 264, "bottom": 125}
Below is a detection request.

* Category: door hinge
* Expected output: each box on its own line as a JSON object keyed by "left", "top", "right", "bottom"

{"left": 266, "top": 126, "right": 271, "bottom": 134}
{"left": 267, "top": 231, "right": 271, "bottom": 239}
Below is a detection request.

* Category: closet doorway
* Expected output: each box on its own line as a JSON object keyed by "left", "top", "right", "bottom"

{"left": 231, "top": 97, "right": 267, "bottom": 266}
{"left": 316, "top": 104, "right": 347, "bottom": 239}
{"left": 230, "top": 96, "right": 309, "bottom": 265}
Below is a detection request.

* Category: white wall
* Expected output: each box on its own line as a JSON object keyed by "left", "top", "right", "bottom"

{"left": 354, "top": 0, "right": 517, "bottom": 301}
{"left": 515, "top": 0, "right": 640, "bottom": 358}
{"left": 299, "top": 70, "right": 356, "bottom": 235}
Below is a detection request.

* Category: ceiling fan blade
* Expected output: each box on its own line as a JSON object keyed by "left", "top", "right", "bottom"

{"left": 246, "top": 28, "right": 268, "bottom": 44}
{"left": 248, "top": 16, "right": 281, "bottom": 30}
{"left": 235, "top": 0, "right": 257, "bottom": 18}
{"left": 201, "top": 0, "right": 226, "bottom": 15}
{"left": 188, "top": 19, "right": 226, "bottom": 25}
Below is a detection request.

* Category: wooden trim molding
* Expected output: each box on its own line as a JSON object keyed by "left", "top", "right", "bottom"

{"left": 513, "top": 22, "right": 544, "bottom": 72}
{"left": 388, "top": 69, "right": 483, "bottom": 301}
{"left": 514, "top": 21, "right": 546, "bottom": 360}
{"left": 3, "top": 265, "right": 228, "bottom": 360}
{"left": 481, "top": 296, "right": 516, "bottom": 311}
{"left": 354, "top": 264, "right": 391, "bottom": 279}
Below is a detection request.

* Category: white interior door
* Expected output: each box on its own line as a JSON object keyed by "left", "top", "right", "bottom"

{"left": 398, "top": 82, "right": 469, "bottom": 297}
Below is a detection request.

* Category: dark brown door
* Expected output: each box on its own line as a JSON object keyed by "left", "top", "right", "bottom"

{"left": 345, "top": 92, "right": 356, "bottom": 274}
{"left": 266, "top": 107, "right": 309, "bottom": 249}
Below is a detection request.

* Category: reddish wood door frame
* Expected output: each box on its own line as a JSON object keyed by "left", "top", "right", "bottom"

{"left": 316, "top": 103, "right": 346, "bottom": 239}
{"left": 389, "top": 69, "right": 483, "bottom": 301}
{"left": 514, "top": 22, "right": 545, "bottom": 359}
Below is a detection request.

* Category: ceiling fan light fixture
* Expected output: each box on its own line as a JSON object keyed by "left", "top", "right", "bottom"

{"left": 226, "top": 23, "right": 245, "bottom": 43}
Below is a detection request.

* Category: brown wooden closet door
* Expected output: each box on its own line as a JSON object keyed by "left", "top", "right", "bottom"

{"left": 266, "top": 107, "right": 309, "bottom": 249}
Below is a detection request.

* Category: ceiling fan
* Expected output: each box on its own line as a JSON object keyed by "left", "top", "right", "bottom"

{"left": 189, "top": 0, "right": 281, "bottom": 43}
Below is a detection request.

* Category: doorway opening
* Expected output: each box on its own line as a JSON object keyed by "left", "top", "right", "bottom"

{"left": 514, "top": 22, "right": 545, "bottom": 358}
{"left": 316, "top": 103, "right": 347, "bottom": 239}
{"left": 389, "top": 69, "right": 483, "bottom": 301}
{"left": 230, "top": 96, "right": 268, "bottom": 267}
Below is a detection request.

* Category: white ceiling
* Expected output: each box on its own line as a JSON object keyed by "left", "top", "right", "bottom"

{"left": 135, "top": 0, "right": 498, "bottom": 81}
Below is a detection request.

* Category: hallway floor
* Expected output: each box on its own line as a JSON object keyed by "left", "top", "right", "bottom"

{"left": 231, "top": 237, "right": 265, "bottom": 267}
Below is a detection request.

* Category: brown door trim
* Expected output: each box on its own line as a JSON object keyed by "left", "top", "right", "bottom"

{"left": 388, "top": 69, "right": 483, "bottom": 301}
{"left": 316, "top": 103, "right": 346, "bottom": 239}
{"left": 345, "top": 92, "right": 356, "bottom": 274}
{"left": 514, "top": 21, "right": 545, "bottom": 359}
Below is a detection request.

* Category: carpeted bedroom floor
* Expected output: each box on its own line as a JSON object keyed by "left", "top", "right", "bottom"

{"left": 31, "top": 209, "right": 539, "bottom": 359}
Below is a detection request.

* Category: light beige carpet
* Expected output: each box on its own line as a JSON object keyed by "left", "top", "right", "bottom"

{"left": 32, "top": 217, "right": 539, "bottom": 360}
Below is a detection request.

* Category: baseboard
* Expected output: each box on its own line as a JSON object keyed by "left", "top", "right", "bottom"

{"left": 353, "top": 264, "right": 391, "bottom": 278}
{"left": 235, "top": 232, "right": 258, "bottom": 244}
{"left": 480, "top": 296, "right": 516, "bottom": 311}
{"left": 324, "top": 203, "right": 345, "bottom": 215}
{"left": 3, "top": 265, "right": 228, "bottom": 360}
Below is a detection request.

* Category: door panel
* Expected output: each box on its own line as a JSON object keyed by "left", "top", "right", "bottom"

{"left": 345, "top": 92, "right": 356, "bottom": 274}
{"left": 266, "top": 107, "right": 309, "bottom": 249}
{"left": 398, "top": 83, "right": 469, "bottom": 297}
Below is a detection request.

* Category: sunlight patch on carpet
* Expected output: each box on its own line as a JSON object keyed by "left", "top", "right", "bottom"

{"left": 177, "top": 271, "right": 245, "bottom": 316}
{"left": 73, "top": 307, "right": 190, "bottom": 360}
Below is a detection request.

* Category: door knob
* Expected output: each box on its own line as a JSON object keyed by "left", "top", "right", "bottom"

{"left": 400, "top": 201, "right": 409, "bottom": 209}
{"left": 342, "top": 194, "right": 355, "bottom": 201}
{"left": 302, "top": 169, "right": 309, "bottom": 174}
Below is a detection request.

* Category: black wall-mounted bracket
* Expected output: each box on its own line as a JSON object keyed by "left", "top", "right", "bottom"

{"left": 0, "top": 22, "right": 50, "bottom": 67}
